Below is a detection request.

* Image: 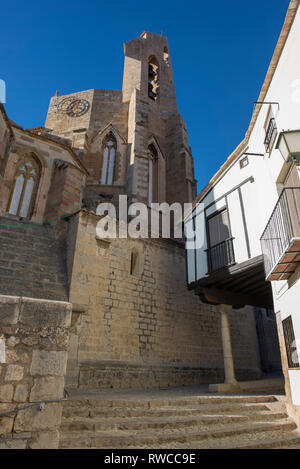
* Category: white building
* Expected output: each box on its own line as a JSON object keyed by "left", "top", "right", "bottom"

{"left": 185, "top": 0, "right": 300, "bottom": 423}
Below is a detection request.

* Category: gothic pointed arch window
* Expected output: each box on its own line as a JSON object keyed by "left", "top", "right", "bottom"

{"left": 101, "top": 133, "right": 117, "bottom": 185}
{"left": 148, "top": 144, "right": 159, "bottom": 206}
{"left": 7, "top": 153, "right": 41, "bottom": 218}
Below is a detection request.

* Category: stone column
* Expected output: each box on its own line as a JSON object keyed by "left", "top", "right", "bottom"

{"left": 209, "top": 304, "right": 240, "bottom": 393}
{"left": 220, "top": 304, "right": 237, "bottom": 384}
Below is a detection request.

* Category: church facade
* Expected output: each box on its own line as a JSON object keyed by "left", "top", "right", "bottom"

{"left": 0, "top": 32, "right": 279, "bottom": 391}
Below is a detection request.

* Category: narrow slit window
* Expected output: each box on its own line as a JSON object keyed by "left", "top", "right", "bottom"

{"left": 130, "top": 250, "right": 139, "bottom": 276}
{"left": 148, "top": 144, "right": 158, "bottom": 206}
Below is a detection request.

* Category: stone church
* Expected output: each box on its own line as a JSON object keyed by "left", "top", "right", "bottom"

{"left": 0, "top": 31, "right": 281, "bottom": 392}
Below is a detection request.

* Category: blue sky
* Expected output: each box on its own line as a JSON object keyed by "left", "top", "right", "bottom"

{"left": 1, "top": 0, "right": 291, "bottom": 192}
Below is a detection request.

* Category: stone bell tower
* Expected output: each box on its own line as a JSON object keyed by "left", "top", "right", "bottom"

{"left": 43, "top": 31, "right": 196, "bottom": 210}
{"left": 122, "top": 31, "right": 197, "bottom": 207}
{"left": 122, "top": 31, "right": 177, "bottom": 114}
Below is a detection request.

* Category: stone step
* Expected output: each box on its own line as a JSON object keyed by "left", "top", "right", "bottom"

{"left": 63, "top": 404, "right": 278, "bottom": 418}
{"left": 276, "top": 443, "right": 300, "bottom": 449}
{"left": 232, "top": 433, "right": 300, "bottom": 450}
{"left": 61, "top": 411, "right": 288, "bottom": 433}
{"left": 59, "top": 419, "right": 296, "bottom": 449}
{"left": 182, "top": 430, "right": 300, "bottom": 450}
{"left": 60, "top": 392, "right": 300, "bottom": 449}
{"left": 84, "top": 434, "right": 300, "bottom": 449}
{"left": 131, "top": 431, "right": 300, "bottom": 449}
{"left": 62, "top": 402, "right": 273, "bottom": 419}
{"left": 63, "top": 394, "right": 277, "bottom": 408}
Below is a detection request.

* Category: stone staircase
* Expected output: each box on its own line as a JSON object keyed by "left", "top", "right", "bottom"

{"left": 60, "top": 394, "right": 300, "bottom": 449}
{"left": 0, "top": 215, "right": 68, "bottom": 301}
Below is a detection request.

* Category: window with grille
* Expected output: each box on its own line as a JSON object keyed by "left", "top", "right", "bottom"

{"left": 282, "top": 316, "right": 299, "bottom": 369}
{"left": 264, "top": 107, "right": 278, "bottom": 153}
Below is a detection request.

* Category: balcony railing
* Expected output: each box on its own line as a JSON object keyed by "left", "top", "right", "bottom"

{"left": 206, "top": 238, "right": 235, "bottom": 273}
{"left": 260, "top": 187, "right": 300, "bottom": 281}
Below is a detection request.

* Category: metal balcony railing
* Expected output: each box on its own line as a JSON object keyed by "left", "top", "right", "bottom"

{"left": 260, "top": 187, "right": 300, "bottom": 280}
{"left": 206, "top": 237, "right": 235, "bottom": 273}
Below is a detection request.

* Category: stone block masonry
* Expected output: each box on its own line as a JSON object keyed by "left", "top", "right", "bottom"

{"left": 0, "top": 295, "right": 72, "bottom": 449}
{"left": 66, "top": 211, "right": 262, "bottom": 390}
{"left": 0, "top": 215, "right": 69, "bottom": 301}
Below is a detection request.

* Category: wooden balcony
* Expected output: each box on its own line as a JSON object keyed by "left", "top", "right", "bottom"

{"left": 191, "top": 255, "right": 273, "bottom": 309}
{"left": 260, "top": 187, "right": 300, "bottom": 281}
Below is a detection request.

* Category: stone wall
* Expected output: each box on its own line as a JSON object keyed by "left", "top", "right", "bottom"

{"left": 45, "top": 90, "right": 129, "bottom": 154}
{"left": 45, "top": 162, "right": 85, "bottom": 221}
{"left": 0, "top": 295, "right": 72, "bottom": 449}
{"left": 0, "top": 105, "right": 14, "bottom": 198}
{"left": 45, "top": 90, "right": 94, "bottom": 146}
{"left": 65, "top": 211, "right": 261, "bottom": 389}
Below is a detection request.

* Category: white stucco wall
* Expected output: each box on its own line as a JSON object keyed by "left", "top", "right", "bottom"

{"left": 185, "top": 4, "right": 300, "bottom": 403}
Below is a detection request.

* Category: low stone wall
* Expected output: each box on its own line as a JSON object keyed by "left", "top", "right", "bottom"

{"left": 286, "top": 402, "right": 300, "bottom": 429}
{"left": 78, "top": 361, "right": 262, "bottom": 390}
{"left": 0, "top": 295, "right": 72, "bottom": 449}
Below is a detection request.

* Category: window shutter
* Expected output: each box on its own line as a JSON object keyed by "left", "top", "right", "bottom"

{"left": 282, "top": 316, "right": 299, "bottom": 368}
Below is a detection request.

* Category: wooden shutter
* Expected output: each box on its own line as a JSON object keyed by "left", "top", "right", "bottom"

{"left": 282, "top": 316, "right": 299, "bottom": 368}
{"left": 208, "top": 209, "right": 230, "bottom": 247}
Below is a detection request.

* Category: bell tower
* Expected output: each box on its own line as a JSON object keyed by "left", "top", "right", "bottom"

{"left": 122, "top": 31, "right": 177, "bottom": 116}
{"left": 122, "top": 32, "right": 196, "bottom": 206}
